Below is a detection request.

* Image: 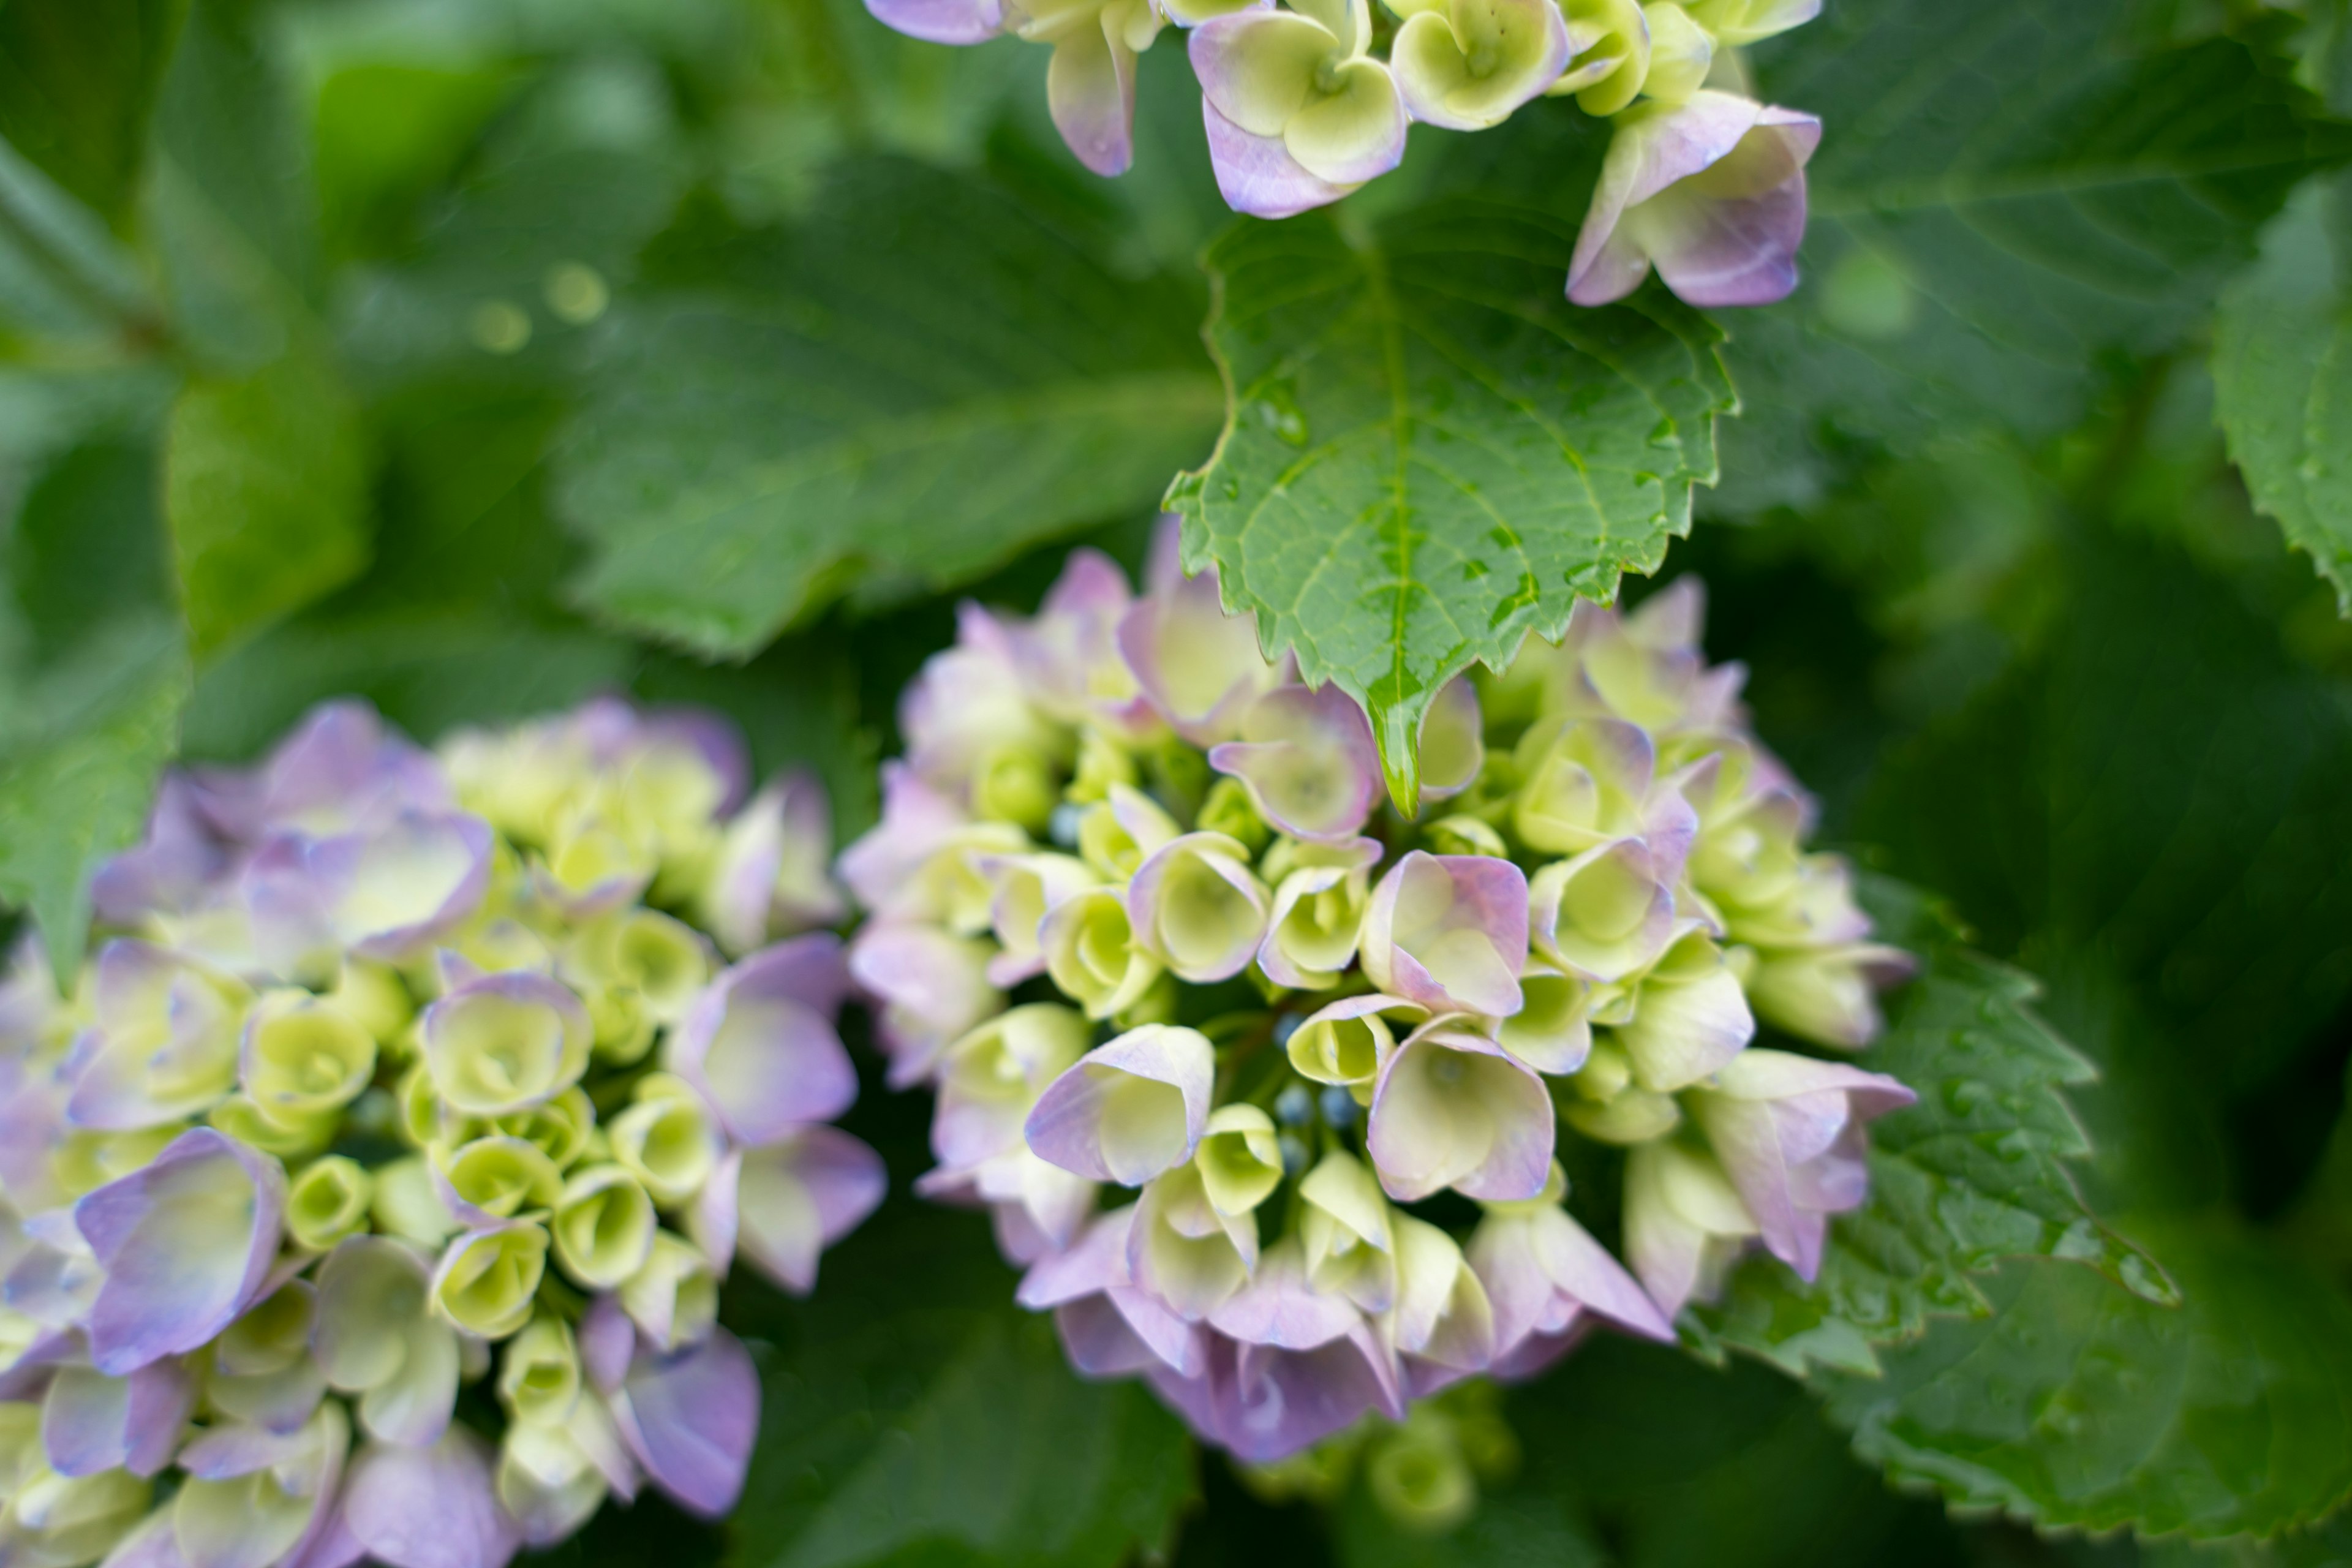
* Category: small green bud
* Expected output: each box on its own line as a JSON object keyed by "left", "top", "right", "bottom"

{"left": 608, "top": 1074, "right": 721, "bottom": 1207}
{"left": 208, "top": 1095, "right": 336, "bottom": 1160}
{"left": 494, "top": 1087, "right": 596, "bottom": 1170}
{"left": 1421, "top": 813, "right": 1507, "bottom": 858}
{"left": 497, "top": 1316, "right": 582, "bottom": 1428}
{"left": 441, "top": 1136, "right": 565, "bottom": 1220}
{"left": 287, "top": 1156, "right": 375, "bottom": 1251}
{"left": 433, "top": 1222, "right": 550, "bottom": 1340}
{"left": 243, "top": 992, "right": 379, "bottom": 1129}
{"left": 1066, "top": 728, "right": 1139, "bottom": 804}
{"left": 974, "top": 743, "right": 1061, "bottom": 833}
{"left": 1364, "top": 1422, "right": 1477, "bottom": 1533}
{"left": 1195, "top": 777, "right": 1273, "bottom": 855}
{"left": 551, "top": 1163, "right": 658, "bottom": 1291}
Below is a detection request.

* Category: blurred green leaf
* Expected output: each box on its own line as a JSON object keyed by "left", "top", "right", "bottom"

{"left": 553, "top": 156, "right": 1222, "bottom": 655}
{"left": 1692, "top": 878, "right": 2171, "bottom": 1379}
{"left": 164, "top": 344, "right": 370, "bottom": 656}
{"left": 724, "top": 1195, "right": 1194, "bottom": 1568}
{"left": 0, "top": 0, "right": 184, "bottom": 229}
{"left": 1825, "top": 1224, "right": 2352, "bottom": 1539}
{"left": 1165, "top": 200, "right": 1732, "bottom": 810}
{"left": 1713, "top": 0, "right": 2340, "bottom": 514}
{"left": 2215, "top": 174, "right": 2352, "bottom": 612}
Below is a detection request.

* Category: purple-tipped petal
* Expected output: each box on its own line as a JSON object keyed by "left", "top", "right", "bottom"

{"left": 246, "top": 813, "right": 493, "bottom": 974}
{"left": 1025, "top": 1025, "right": 1215, "bottom": 1186}
{"left": 66, "top": 941, "right": 249, "bottom": 1132}
{"left": 92, "top": 778, "right": 232, "bottom": 925}
{"left": 665, "top": 935, "right": 856, "bottom": 1145}
{"left": 733, "top": 1127, "right": 887, "bottom": 1295}
{"left": 1115, "top": 517, "right": 1288, "bottom": 741}
{"left": 611, "top": 1327, "right": 758, "bottom": 1518}
{"left": 1198, "top": 97, "right": 1357, "bottom": 219}
{"left": 42, "top": 1359, "right": 194, "bottom": 1477}
{"left": 1207, "top": 685, "right": 1381, "bottom": 842}
{"left": 862, "top": 0, "right": 1003, "bottom": 43}
{"left": 75, "top": 1129, "right": 285, "bottom": 1376}
{"left": 1361, "top": 851, "right": 1529, "bottom": 1019}
{"left": 340, "top": 1430, "right": 518, "bottom": 1568}
{"left": 1047, "top": 12, "right": 1144, "bottom": 176}
{"left": 1126, "top": 834, "right": 1270, "bottom": 983}
{"left": 846, "top": 922, "right": 1005, "bottom": 1087}
{"left": 1366, "top": 1023, "right": 1553, "bottom": 1202}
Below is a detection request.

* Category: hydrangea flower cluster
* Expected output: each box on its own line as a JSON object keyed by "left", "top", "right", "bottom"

{"left": 843, "top": 520, "right": 1915, "bottom": 1461}
{"left": 0, "top": 698, "right": 880, "bottom": 1568}
{"left": 862, "top": 0, "right": 1822, "bottom": 306}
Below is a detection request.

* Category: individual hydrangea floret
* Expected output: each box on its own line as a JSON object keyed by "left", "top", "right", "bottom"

{"left": 841, "top": 526, "right": 1917, "bottom": 1461}
{"left": 0, "top": 696, "right": 881, "bottom": 1568}
{"left": 861, "top": 0, "right": 1829, "bottom": 306}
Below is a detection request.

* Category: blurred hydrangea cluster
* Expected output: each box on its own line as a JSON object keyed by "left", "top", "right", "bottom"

{"left": 843, "top": 520, "right": 1914, "bottom": 1461}
{"left": 0, "top": 698, "right": 880, "bottom": 1568}
{"left": 863, "top": 0, "right": 1821, "bottom": 307}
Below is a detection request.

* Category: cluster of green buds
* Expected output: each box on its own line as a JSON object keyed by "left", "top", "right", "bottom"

{"left": 842, "top": 519, "right": 1914, "bottom": 1464}
{"left": 863, "top": 0, "right": 1823, "bottom": 306}
{"left": 0, "top": 698, "right": 876, "bottom": 1568}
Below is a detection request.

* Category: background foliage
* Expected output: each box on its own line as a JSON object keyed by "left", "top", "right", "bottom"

{"left": 5, "top": 0, "right": 2352, "bottom": 1559}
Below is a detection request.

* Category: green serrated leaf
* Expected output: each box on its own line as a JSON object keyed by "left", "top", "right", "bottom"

{"left": 1168, "top": 199, "right": 1733, "bottom": 811}
{"left": 0, "top": 0, "right": 185, "bottom": 230}
{"left": 1711, "top": 0, "right": 2342, "bottom": 514}
{"left": 552, "top": 157, "right": 1223, "bottom": 657}
{"left": 1689, "top": 876, "right": 2170, "bottom": 1379}
{"left": 165, "top": 345, "right": 370, "bottom": 657}
{"left": 1825, "top": 1224, "right": 2352, "bottom": 1540}
{"left": 2215, "top": 175, "right": 2352, "bottom": 612}
{"left": 723, "top": 1197, "right": 1193, "bottom": 1568}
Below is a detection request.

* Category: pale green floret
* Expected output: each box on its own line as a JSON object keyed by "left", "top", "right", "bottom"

{"left": 1498, "top": 970, "right": 1594, "bottom": 1074}
{"left": 1286, "top": 1009, "right": 1397, "bottom": 1101}
{"left": 398, "top": 1060, "right": 481, "bottom": 1151}
{"left": 576, "top": 910, "right": 711, "bottom": 1026}
{"left": 543, "top": 815, "right": 654, "bottom": 905}
{"left": 443, "top": 1136, "right": 565, "bottom": 1219}
{"left": 551, "top": 1163, "right": 658, "bottom": 1290}
{"left": 586, "top": 986, "right": 656, "bottom": 1066}
{"left": 1196, "top": 1104, "right": 1284, "bottom": 1216}
{"left": 1196, "top": 777, "right": 1273, "bottom": 856}
{"left": 47, "top": 1126, "right": 179, "bottom": 1200}
{"left": 1548, "top": 0, "right": 1649, "bottom": 114}
{"left": 209, "top": 1094, "right": 336, "bottom": 1160}
{"left": 498, "top": 1316, "right": 582, "bottom": 1428}
{"left": 174, "top": 1404, "right": 344, "bottom": 1568}
{"left": 1044, "top": 888, "right": 1166, "bottom": 1019}
{"left": 287, "top": 1155, "right": 375, "bottom": 1251}
{"left": 1299, "top": 1150, "right": 1398, "bottom": 1312}
{"left": 608, "top": 1074, "right": 720, "bottom": 1207}
{"left": 326, "top": 959, "right": 415, "bottom": 1043}
{"left": 429, "top": 986, "right": 591, "bottom": 1117}
{"left": 620, "top": 1232, "right": 718, "bottom": 1352}
{"left": 453, "top": 916, "right": 558, "bottom": 978}
{"left": 1392, "top": 0, "right": 1568, "bottom": 130}
{"left": 495, "top": 1087, "right": 597, "bottom": 1169}
{"left": 1422, "top": 815, "right": 1507, "bottom": 858}
{"left": 245, "top": 992, "right": 379, "bottom": 1129}
{"left": 1066, "top": 728, "right": 1138, "bottom": 804}
{"left": 1637, "top": 1, "right": 1712, "bottom": 100}
{"left": 974, "top": 742, "right": 1062, "bottom": 832}
{"left": 374, "top": 1154, "right": 462, "bottom": 1246}
{"left": 434, "top": 1223, "right": 551, "bottom": 1340}
{"left": 1364, "top": 1412, "right": 1478, "bottom": 1532}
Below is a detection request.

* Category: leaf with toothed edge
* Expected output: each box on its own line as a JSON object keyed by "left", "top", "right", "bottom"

{"left": 1164, "top": 198, "right": 1735, "bottom": 813}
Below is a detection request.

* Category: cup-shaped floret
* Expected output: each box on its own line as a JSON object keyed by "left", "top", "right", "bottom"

{"left": 494, "top": 1087, "right": 595, "bottom": 1172}
{"left": 608, "top": 1075, "right": 723, "bottom": 1208}
{"left": 168, "top": 1399, "right": 349, "bottom": 1568}
{"left": 976, "top": 852, "right": 1099, "bottom": 986}
{"left": 496, "top": 1406, "right": 620, "bottom": 1548}
{"left": 246, "top": 810, "right": 494, "bottom": 978}
{"left": 1549, "top": 0, "right": 1648, "bottom": 113}
{"left": 1682, "top": 763, "right": 1805, "bottom": 909}
{"left": 369, "top": 1155, "right": 461, "bottom": 1249}
{"left": 1510, "top": 717, "right": 1656, "bottom": 857}
{"left": 1683, "top": 0, "right": 1818, "bottom": 47}
{"left": 1417, "top": 677, "right": 1486, "bottom": 802}
{"left": 286, "top": 1156, "right": 374, "bottom": 1252}
{"left": 1362, "top": 851, "right": 1528, "bottom": 1019}
{"left": 431, "top": 1221, "right": 549, "bottom": 1340}
{"left": 0, "top": 1435, "right": 149, "bottom": 1567}
{"left": 1129, "top": 1163, "right": 1259, "bottom": 1320}
{"left": 568, "top": 910, "right": 711, "bottom": 1031}
{"left": 1207, "top": 685, "right": 1381, "bottom": 842}
{"left": 663, "top": 935, "right": 855, "bottom": 1147}
{"left": 1026, "top": 1024, "right": 1216, "bottom": 1185}
{"left": 1528, "top": 838, "right": 1677, "bottom": 983}
{"left": 1077, "top": 785, "right": 1182, "bottom": 880}
{"left": 550, "top": 1164, "right": 658, "bottom": 1292}
{"left": 1008, "top": 0, "right": 1164, "bottom": 176}
{"left": 1390, "top": 0, "right": 1572, "bottom": 130}
{"left": 933, "top": 1005, "right": 1095, "bottom": 1168}
{"left": 240, "top": 992, "right": 377, "bottom": 1131}
{"left": 1117, "top": 519, "right": 1289, "bottom": 742}
{"left": 1720, "top": 849, "right": 1867, "bottom": 947}
{"left": 72, "top": 1129, "right": 284, "bottom": 1376}
{"left": 1196, "top": 1104, "right": 1284, "bottom": 1218}
{"left": 1613, "top": 928, "right": 1754, "bottom": 1091}
{"left": 314, "top": 1236, "right": 461, "bottom": 1447}
{"left": 1465, "top": 1172, "right": 1670, "bottom": 1366}
{"left": 1128, "top": 833, "right": 1271, "bottom": 983}
{"left": 697, "top": 772, "right": 847, "bottom": 957}
{"left": 1638, "top": 2, "right": 1711, "bottom": 100}
{"left": 66, "top": 941, "right": 250, "bottom": 1133}
{"left": 1744, "top": 943, "right": 1914, "bottom": 1049}
{"left": 421, "top": 972, "right": 592, "bottom": 1118}
{"left": 1286, "top": 993, "right": 1427, "bottom": 1102}
{"left": 336, "top": 1427, "right": 519, "bottom": 1568}
{"left": 846, "top": 923, "right": 1006, "bottom": 1087}
{"left": 1498, "top": 967, "right": 1594, "bottom": 1074}
{"left": 438, "top": 1137, "right": 564, "bottom": 1229}
{"left": 1258, "top": 838, "right": 1382, "bottom": 989}
{"left": 727, "top": 1126, "right": 886, "bottom": 1295}
{"left": 1686, "top": 1049, "right": 1913, "bottom": 1278}
{"left": 1041, "top": 888, "right": 1166, "bottom": 1020}
{"left": 1622, "top": 1136, "right": 1757, "bottom": 1317}
{"left": 1189, "top": 0, "right": 1409, "bottom": 219}
{"left": 1558, "top": 1036, "right": 1681, "bottom": 1143}
{"left": 1298, "top": 1150, "right": 1397, "bottom": 1313}
{"left": 1568, "top": 91, "right": 1821, "bottom": 309}
{"left": 493, "top": 1316, "right": 582, "bottom": 1436}
{"left": 1367, "top": 1023, "right": 1554, "bottom": 1202}
{"left": 619, "top": 1232, "right": 718, "bottom": 1352}
{"left": 1385, "top": 1213, "right": 1496, "bottom": 1393}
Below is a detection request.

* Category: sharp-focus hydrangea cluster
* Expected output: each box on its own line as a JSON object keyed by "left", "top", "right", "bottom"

{"left": 0, "top": 698, "right": 881, "bottom": 1568}
{"left": 842, "top": 520, "right": 1915, "bottom": 1462}
{"left": 862, "top": 0, "right": 1822, "bottom": 307}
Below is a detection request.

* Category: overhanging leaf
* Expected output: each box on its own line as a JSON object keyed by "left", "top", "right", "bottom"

{"left": 1165, "top": 199, "right": 1733, "bottom": 810}
{"left": 552, "top": 157, "right": 1224, "bottom": 656}
{"left": 1689, "top": 877, "right": 2172, "bottom": 1379}
{"left": 0, "top": 0, "right": 184, "bottom": 230}
{"left": 2215, "top": 173, "right": 2352, "bottom": 612}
